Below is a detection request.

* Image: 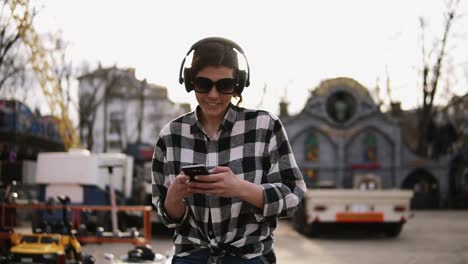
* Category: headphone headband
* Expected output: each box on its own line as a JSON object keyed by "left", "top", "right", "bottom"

{"left": 189, "top": 37, "right": 245, "bottom": 55}
{"left": 178, "top": 37, "right": 250, "bottom": 90}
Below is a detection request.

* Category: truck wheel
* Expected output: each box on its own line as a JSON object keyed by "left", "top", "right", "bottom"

{"left": 292, "top": 202, "right": 307, "bottom": 233}
{"left": 307, "top": 223, "right": 320, "bottom": 238}
{"left": 293, "top": 202, "right": 319, "bottom": 237}
{"left": 384, "top": 223, "right": 402, "bottom": 237}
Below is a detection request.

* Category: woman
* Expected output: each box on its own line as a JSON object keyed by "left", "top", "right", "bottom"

{"left": 152, "top": 37, "right": 306, "bottom": 264}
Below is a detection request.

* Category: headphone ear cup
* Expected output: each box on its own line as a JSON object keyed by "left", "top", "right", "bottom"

{"left": 183, "top": 68, "right": 193, "bottom": 92}
{"left": 236, "top": 70, "right": 247, "bottom": 94}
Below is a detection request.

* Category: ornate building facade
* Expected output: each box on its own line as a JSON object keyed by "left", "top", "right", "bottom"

{"left": 282, "top": 77, "right": 454, "bottom": 209}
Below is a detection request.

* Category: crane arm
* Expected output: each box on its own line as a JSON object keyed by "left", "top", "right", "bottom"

{"left": 9, "top": 0, "right": 80, "bottom": 149}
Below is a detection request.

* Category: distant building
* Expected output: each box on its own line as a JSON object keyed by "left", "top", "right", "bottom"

{"left": 78, "top": 66, "right": 190, "bottom": 155}
{"left": 281, "top": 77, "right": 455, "bottom": 209}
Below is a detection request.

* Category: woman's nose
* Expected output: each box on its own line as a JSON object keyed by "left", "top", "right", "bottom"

{"left": 207, "top": 85, "right": 220, "bottom": 97}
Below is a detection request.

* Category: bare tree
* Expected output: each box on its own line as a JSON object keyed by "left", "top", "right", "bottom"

{"left": 79, "top": 93, "right": 97, "bottom": 150}
{"left": 44, "top": 32, "right": 74, "bottom": 110}
{"left": 79, "top": 78, "right": 110, "bottom": 152}
{"left": 0, "top": 0, "right": 34, "bottom": 95}
{"left": 79, "top": 67, "right": 130, "bottom": 152}
{"left": 1, "top": 1, "right": 75, "bottom": 119}
{"left": 417, "top": 0, "right": 461, "bottom": 157}
{"left": 136, "top": 79, "right": 146, "bottom": 144}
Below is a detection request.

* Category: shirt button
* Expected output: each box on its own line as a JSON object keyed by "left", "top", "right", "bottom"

{"left": 209, "top": 231, "right": 214, "bottom": 236}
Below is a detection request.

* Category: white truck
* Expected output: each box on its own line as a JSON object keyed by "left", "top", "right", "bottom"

{"left": 33, "top": 149, "right": 134, "bottom": 233}
{"left": 292, "top": 175, "right": 413, "bottom": 237}
{"left": 35, "top": 149, "right": 133, "bottom": 205}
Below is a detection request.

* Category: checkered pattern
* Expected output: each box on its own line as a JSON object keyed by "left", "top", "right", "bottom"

{"left": 152, "top": 103, "right": 306, "bottom": 263}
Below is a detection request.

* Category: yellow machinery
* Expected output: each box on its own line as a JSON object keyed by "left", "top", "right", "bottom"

{"left": 9, "top": 233, "right": 82, "bottom": 263}
{"left": 9, "top": 0, "right": 80, "bottom": 149}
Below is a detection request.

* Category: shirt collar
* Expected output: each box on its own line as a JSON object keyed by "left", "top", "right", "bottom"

{"left": 189, "top": 103, "right": 237, "bottom": 135}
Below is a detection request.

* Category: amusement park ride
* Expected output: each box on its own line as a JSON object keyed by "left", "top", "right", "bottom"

{"left": 1, "top": 1, "right": 171, "bottom": 262}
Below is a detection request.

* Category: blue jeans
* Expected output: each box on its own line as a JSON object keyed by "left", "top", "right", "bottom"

{"left": 173, "top": 249, "right": 264, "bottom": 264}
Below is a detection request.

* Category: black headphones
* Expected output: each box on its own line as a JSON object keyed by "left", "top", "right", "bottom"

{"left": 178, "top": 37, "right": 250, "bottom": 94}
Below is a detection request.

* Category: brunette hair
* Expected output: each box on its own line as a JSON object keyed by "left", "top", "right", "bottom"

{"left": 191, "top": 41, "right": 243, "bottom": 105}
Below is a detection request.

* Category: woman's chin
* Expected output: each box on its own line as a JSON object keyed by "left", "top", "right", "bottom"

{"left": 201, "top": 105, "right": 225, "bottom": 119}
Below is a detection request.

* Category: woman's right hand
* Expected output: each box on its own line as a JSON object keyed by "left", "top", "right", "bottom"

{"left": 167, "top": 173, "right": 192, "bottom": 200}
{"left": 163, "top": 173, "right": 192, "bottom": 221}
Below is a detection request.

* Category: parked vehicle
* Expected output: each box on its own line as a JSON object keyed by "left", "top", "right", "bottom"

{"left": 292, "top": 175, "right": 413, "bottom": 237}
{"left": 8, "top": 232, "right": 95, "bottom": 264}
{"left": 5, "top": 195, "right": 95, "bottom": 264}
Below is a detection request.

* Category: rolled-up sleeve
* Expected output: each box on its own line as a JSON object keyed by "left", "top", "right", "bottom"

{"left": 255, "top": 118, "right": 306, "bottom": 222}
{"left": 152, "top": 136, "right": 189, "bottom": 228}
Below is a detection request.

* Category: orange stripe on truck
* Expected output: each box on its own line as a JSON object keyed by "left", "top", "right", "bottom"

{"left": 336, "top": 212, "right": 384, "bottom": 223}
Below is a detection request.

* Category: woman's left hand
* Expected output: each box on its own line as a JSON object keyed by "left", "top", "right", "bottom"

{"left": 188, "top": 166, "right": 243, "bottom": 197}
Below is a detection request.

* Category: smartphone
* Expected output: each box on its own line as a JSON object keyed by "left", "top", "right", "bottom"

{"left": 181, "top": 164, "right": 210, "bottom": 181}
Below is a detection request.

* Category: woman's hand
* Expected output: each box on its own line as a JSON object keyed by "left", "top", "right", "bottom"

{"left": 167, "top": 173, "right": 192, "bottom": 200}
{"left": 188, "top": 166, "right": 264, "bottom": 208}
{"left": 188, "top": 166, "right": 244, "bottom": 197}
{"left": 163, "top": 173, "right": 192, "bottom": 221}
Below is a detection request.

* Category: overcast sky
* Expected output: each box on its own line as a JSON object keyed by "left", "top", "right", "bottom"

{"left": 34, "top": 0, "right": 468, "bottom": 116}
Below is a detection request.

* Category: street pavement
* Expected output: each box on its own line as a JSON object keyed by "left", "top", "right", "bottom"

{"left": 16, "top": 210, "right": 468, "bottom": 264}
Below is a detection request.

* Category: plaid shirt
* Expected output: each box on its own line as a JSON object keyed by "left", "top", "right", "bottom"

{"left": 152, "top": 103, "right": 306, "bottom": 263}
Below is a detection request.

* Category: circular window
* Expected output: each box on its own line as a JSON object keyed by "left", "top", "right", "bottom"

{"left": 326, "top": 91, "right": 356, "bottom": 123}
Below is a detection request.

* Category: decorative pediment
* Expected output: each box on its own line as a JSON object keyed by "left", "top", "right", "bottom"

{"left": 303, "top": 77, "right": 378, "bottom": 126}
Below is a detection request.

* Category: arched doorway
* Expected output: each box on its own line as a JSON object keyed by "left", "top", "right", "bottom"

{"left": 402, "top": 169, "right": 439, "bottom": 209}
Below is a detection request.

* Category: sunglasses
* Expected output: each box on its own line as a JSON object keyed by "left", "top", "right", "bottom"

{"left": 192, "top": 77, "right": 237, "bottom": 94}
